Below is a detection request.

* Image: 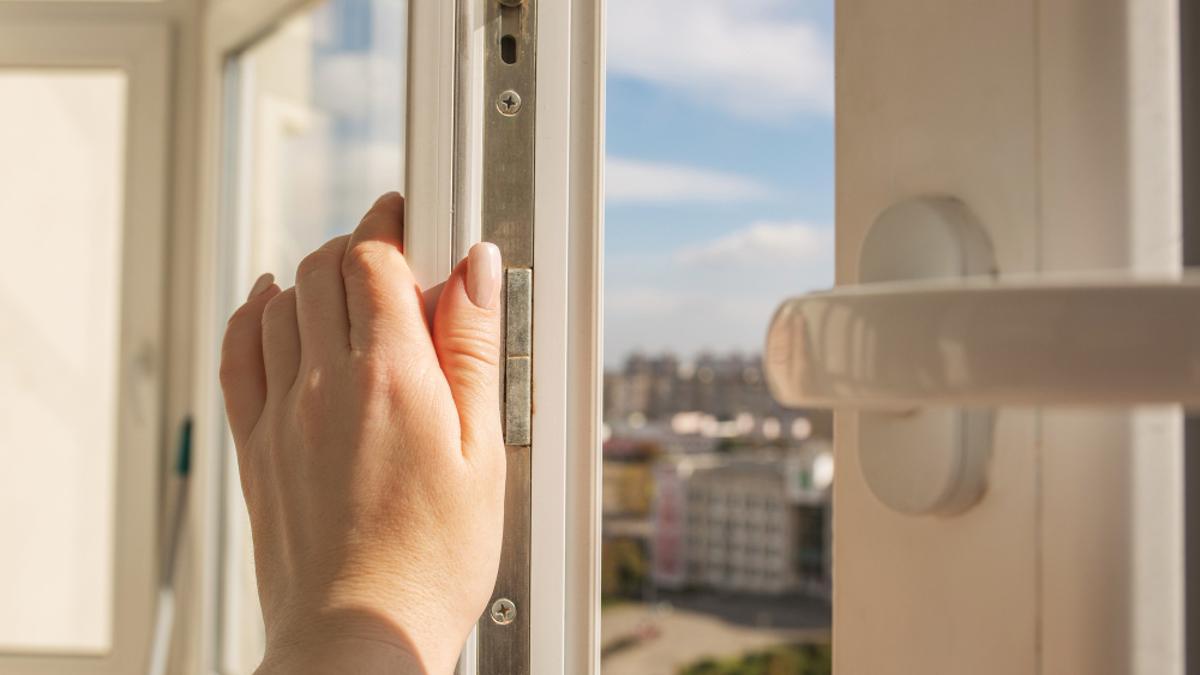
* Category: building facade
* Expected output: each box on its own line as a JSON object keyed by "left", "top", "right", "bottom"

{"left": 651, "top": 446, "right": 832, "bottom": 598}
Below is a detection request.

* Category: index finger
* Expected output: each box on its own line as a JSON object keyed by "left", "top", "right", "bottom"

{"left": 340, "top": 192, "right": 432, "bottom": 355}
{"left": 348, "top": 191, "right": 404, "bottom": 251}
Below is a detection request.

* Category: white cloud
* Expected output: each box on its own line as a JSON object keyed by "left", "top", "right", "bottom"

{"left": 606, "top": 157, "right": 769, "bottom": 203}
{"left": 604, "top": 289, "right": 782, "bottom": 362}
{"left": 608, "top": 0, "right": 833, "bottom": 119}
{"left": 604, "top": 221, "right": 834, "bottom": 362}
{"left": 674, "top": 221, "right": 831, "bottom": 267}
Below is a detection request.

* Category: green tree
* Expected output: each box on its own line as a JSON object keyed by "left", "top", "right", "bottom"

{"left": 677, "top": 643, "right": 831, "bottom": 675}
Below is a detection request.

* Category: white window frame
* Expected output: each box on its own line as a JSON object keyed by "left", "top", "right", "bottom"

{"left": 833, "top": 1, "right": 1183, "bottom": 673}
{"left": 0, "top": 14, "right": 170, "bottom": 675}
{"left": 431, "top": 2, "right": 604, "bottom": 670}
{"left": 531, "top": 2, "right": 604, "bottom": 671}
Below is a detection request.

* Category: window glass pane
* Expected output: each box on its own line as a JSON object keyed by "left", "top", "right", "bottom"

{"left": 0, "top": 70, "right": 127, "bottom": 654}
{"left": 219, "top": 1, "right": 407, "bottom": 671}
{"left": 602, "top": 1, "right": 835, "bottom": 672}
{"left": 240, "top": 0, "right": 407, "bottom": 289}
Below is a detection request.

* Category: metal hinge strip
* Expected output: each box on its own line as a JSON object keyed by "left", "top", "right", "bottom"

{"left": 478, "top": 0, "right": 535, "bottom": 672}
{"left": 505, "top": 268, "right": 532, "bottom": 445}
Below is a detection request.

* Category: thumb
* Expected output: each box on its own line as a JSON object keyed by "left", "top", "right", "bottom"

{"left": 433, "top": 242, "right": 505, "bottom": 455}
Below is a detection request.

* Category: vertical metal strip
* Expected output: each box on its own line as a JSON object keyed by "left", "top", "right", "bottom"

{"left": 1181, "top": 0, "right": 1200, "bottom": 670}
{"left": 479, "top": 0, "right": 536, "bottom": 673}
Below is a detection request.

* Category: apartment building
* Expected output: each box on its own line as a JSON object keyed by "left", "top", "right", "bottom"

{"left": 651, "top": 445, "right": 832, "bottom": 598}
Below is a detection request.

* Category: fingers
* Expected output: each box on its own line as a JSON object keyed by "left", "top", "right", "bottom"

{"left": 262, "top": 287, "right": 301, "bottom": 402}
{"left": 348, "top": 192, "right": 405, "bottom": 251}
{"left": 342, "top": 192, "right": 433, "bottom": 356}
{"left": 422, "top": 280, "right": 446, "bottom": 328}
{"left": 220, "top": 274, "right": 280, "bottom": 445}
{"left": 295, "top": 235, "right": 351, "bottom": 361}
{"left": 432, "top": 243, "right": 504, "bottom": 457}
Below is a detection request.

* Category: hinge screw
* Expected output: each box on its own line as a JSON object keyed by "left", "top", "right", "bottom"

{"left": 496, "top": 89, "right": 522, "bottom": 116}
{"left": 490, "top": 598, "right": 517, "bottom": 625}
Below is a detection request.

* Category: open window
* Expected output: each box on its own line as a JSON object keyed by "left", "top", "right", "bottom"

{"left": 0, "top": 1, "right": 599, "bottom": 672}
{"left": 597, "top": 3, "right": 836, "bottom": 672}
{"left": 195, "top": 1, "right": 603, "bottom": 673}
{"left": 3, "top": 1, "right": 1196, "bottom": 674}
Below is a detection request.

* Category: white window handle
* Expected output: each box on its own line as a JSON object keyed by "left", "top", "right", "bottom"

{"left": 764, "top": 197, "right": 1198, "bottom": 517}
{"left": 764, "top": 277, "right": 1200, "bottom": 409}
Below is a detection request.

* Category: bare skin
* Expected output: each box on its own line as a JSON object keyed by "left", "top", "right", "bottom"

{"left": 219, "top": 193, "right": 505, "bottom": 675}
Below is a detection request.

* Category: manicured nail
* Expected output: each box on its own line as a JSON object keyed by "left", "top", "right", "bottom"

{"left": 466, "top": 242, "right": 502, "bottom": 309}
{"left": 248, "top": 273, "right": 274, "bottom": 301}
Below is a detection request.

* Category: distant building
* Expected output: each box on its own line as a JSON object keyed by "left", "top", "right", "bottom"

{"left": 651, "top": 444, "right": 832, "bottom": 598}
{"left": 604, "top": 422, "right": 718, "bottom": 456}
{"left": 604, "top": 352, "right": 832, "bottom": 441}
{"left": 600, "top": 438, "right": 657, "bottom": 599}
{"left": 602, "top": 439, "right": 657, "bottom": 518}
{"left": 602, "top": 351, "right": 834, "bottom": 602}
{"left": 648, "top": 454, "right": 722, "bottom": 588}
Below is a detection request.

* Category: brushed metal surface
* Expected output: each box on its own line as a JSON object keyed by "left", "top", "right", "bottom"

{"left": 506, "top": 268, "right": 533, "bottom": 356}
{"left": 478, "top": 0, "right": 536, "bottom": 672}
{"left": 479, "top": 446, "right": 532, "bottom": 673}
{"left": 505, "top": 356, "right": 532, "bottom": 445}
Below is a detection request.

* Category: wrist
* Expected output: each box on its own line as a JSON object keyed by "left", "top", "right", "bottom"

{"left": 257, "top": 636, "right": 426, "bottom": 675}
{"left": 257, "top": 608, "right": 436, "bottom": 675}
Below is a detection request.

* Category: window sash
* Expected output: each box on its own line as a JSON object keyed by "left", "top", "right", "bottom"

{"left": 403, "top": 1, "right": 605, "bottom": 671}
{"left": 0, "top": 20, "right": 170, "bottom": 675}
{"left": 192, "top": 1, "right": 603, "bottom": 674}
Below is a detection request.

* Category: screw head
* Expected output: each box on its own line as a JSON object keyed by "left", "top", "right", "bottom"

{"left": 496, "top": 89, "right": 522, "bottom": 116}
{"left": 490, "top": 598, "right": 517, "bottom": 625}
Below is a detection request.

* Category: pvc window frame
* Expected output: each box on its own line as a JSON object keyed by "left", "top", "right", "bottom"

{"left": 0, "top": 16, "right": 170, "bottom": 675}
{"left": 426, "top": 2, "right": 604, "bottom": 671}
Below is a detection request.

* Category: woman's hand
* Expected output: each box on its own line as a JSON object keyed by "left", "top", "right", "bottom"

{"left": 219, "top": 193, "right": 506, "bottom": 675}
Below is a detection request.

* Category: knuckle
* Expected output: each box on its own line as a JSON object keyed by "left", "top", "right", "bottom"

{"left": 262, "top": 290, "right": 295, "bottom": 324}
{"left": 341, "top": 242, "right": 390, "bottom": 283}
{"left": 343, "top": 244, "right": 410, "bottom": 322}
{"left": 225, "top": 301, "right": 257, "bottom": 327}
{"left": 450, "top": 363, "right": 493, "bottom": 397}
{"left": 296, "top": 248, "right": 337, "bottom": 282}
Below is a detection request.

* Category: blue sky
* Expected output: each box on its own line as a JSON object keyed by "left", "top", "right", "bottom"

{"left": 605, "top": 0, "right": 836, "bottom": 365}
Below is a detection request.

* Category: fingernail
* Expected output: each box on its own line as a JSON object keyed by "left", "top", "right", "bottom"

{"left": 466, "top": 243, "right": 502, "bottom": 309}
{"left": 248, "top": 273, "right": 274, "bottom": 300}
